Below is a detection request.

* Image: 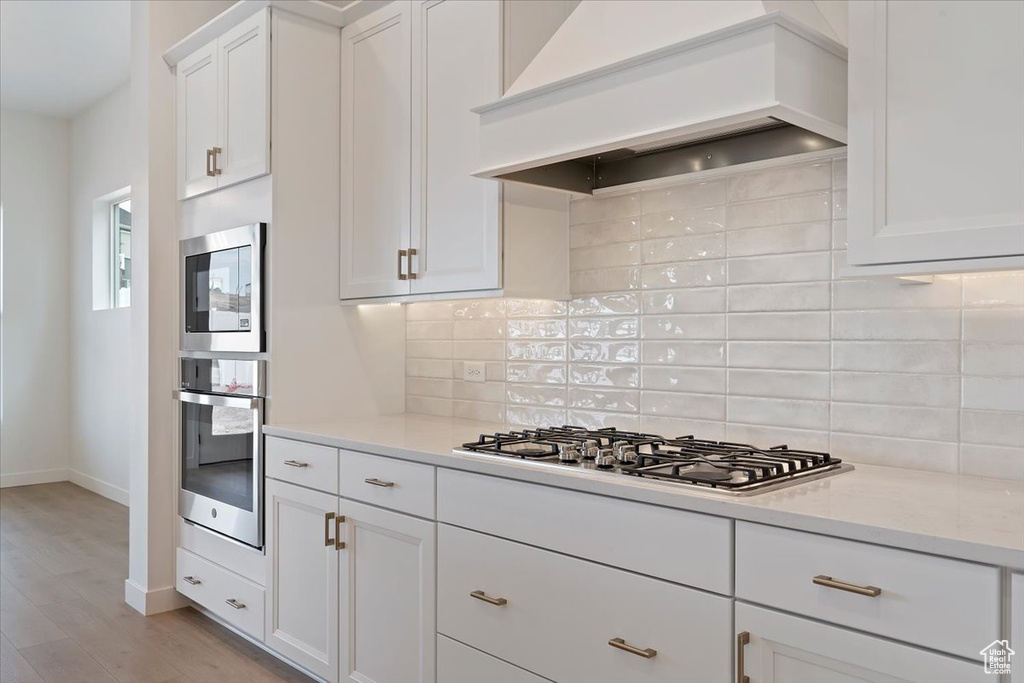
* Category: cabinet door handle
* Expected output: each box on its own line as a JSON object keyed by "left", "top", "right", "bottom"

{"left": 737, "top": 631, "right": 750, "bottom": 683}
{"left": 398, "top": 249, "right": 408, "bottom": 280}
{"left": 335, "top": 515, "right": 346, "bottom": 550}
{"left": 210, "top": 146, "right": 222, "bottom": 175}
{"left": 206, "top": 148, "right": 215, "bottom": 177}
{"left": 608, "top": 637, "right": 657, "bottom": 659}
{"left": 407, "top": 248, "right": 417, "bottom": 279}
{"left": 364, "top": 478, "right": 394, "bottom": 488}
{"left": 182, "top": 575, "right": 201, "bottom": 585}
{"left": 812, "top": 575, "right": 881, "bottom": 597}
{"left": 225, "top": 598, "right": 245, "bottom": 610}
{"left": 283, "top": 460, "right": 308, "bottom": 468}
{"left": 470, "top": 590, "right": 507, "bottom": 606}
{"left": 324, "top": 511, "right": 336, "bottom": 547}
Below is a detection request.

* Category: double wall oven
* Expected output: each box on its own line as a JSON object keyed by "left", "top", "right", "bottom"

{"left": 177, "top": 224, "right": 267, "bottom": 548}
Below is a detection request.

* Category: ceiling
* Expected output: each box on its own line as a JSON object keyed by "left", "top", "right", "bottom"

{"left": 0, "top": 0, "right": 131, "bottom": 119}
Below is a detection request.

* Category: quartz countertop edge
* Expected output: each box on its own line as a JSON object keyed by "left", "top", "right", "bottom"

{"left": 264, "top": 414, "right": 1024, "bottom": 571}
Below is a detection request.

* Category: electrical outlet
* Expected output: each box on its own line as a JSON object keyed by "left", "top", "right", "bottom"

{"left": 463, "top": 361, "right": 486, "bottom": 383}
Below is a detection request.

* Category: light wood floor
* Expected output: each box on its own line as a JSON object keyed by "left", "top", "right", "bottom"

{"left": 0, "top": 482, "right": 313, "bottom": 683}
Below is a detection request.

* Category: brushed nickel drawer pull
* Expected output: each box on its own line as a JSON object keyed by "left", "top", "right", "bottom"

{"left": 210, "top": 146, "right": 222, "bottom": 175}
{"left": 205, "top": 149, "right": 215, "bottom": 177}
{"left": 407, "top": 247, "right": 417, "bottom": 279}
{"left": 284, "top": 460, "right": 308, "bottom": 468}
{"left": 182, "top": 576, "right": 201, "bottom": 585}
{"left": 225, "top": 598, "right": 245, "bottom": 610}
{"left": 737, "top": 631, "right": 750, "bottom": 683}
{"left": 364, "top": 478, "right": 394, "bottom": 488}
{"left": 324, "top": 511, "right": 336, "bottom": 547}
{"left": 398, "top": 249, "right": 408, "bottom": 280}
{"left": 813, "top": 575, "right": 881, "bottom": 597}
{"left": 470, "top": 590, "right": 507, "bottom": 606}
{"left": 335, "top": 515, "right": 346, "bottom": 550}
{"left": 608, "top": 637, "right": 657, "bottom": 659}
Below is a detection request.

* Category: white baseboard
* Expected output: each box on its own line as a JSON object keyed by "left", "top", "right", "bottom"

{"left": 124, "top": 580, "right": 189, "bottom": 616}
{"left": 0, "top": 468, "right": 69, "bottom": 488}
{"left": 69, "top": 469, "right": 129, "bottom": 507}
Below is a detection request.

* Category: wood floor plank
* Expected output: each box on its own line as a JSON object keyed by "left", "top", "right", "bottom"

{"left": 0, "top": 602, "right": 69, "bottom": 650}
{"left": 0, "top": 633, "right": 44, "bottom": 683}
{"left": 18, "top": 638, "right": 117, "bottom": 683}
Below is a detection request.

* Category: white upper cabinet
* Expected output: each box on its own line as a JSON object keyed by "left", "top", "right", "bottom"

{"left": 340, "top": 1, "right": 413, "bottom": 300}
{"left": 846, "top": 0, "right": 1024, "bottom": 273}
{"left": 176, "top": 9, "right": 270, "bottom": 200}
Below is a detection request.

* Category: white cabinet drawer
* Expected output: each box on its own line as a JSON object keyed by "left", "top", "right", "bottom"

{"left": 339, "top": 449, "right": 435, "bottom": 518}
{"left": 178, "top": 518, "right": 265, "bottom": 586}
{"left": 437, "top": 468, "right": 731, "bottom": 593}
{"left": 176, "top": 547, "right": 265, "bottom": 639}
{"left": 735, "top": 522, "right": 1000, "bottom": 660}
{"left": 438, "top": 524, "right": 732, "bottom": 683}
{"left": 266, "top": 436, "right": 339, "bottom": 494}
{"left": 438, "top": 635, "right": 550, "bottom": 683}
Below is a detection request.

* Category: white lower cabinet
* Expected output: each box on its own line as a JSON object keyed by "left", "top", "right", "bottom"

{"left": 736, "top": 603, "right": 987, "bottom": 683}
{"left": 437, "top": 635, "right": 550, "bottom": 683}
{"left": 339, "top": 499, "right": 436, "bottom": 683}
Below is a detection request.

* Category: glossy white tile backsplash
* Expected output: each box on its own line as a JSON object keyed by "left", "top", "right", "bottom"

{"left": 405, "top": 154, "right": 1024, "bottom": 479}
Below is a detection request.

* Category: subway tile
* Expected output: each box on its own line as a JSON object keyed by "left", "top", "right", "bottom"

{"left": 832, "top": 276, "right": 961, "bottom": 310}
{"left": 453, "top": 380, "right": 506, "bottom": 403}
{"left": 728, "top": 312, "right": 830, "bottom": 341}
{"left": 405, "top": 301, "right": 453, "bottom": 321}
{"left": 963, "top": 343, "right": 1024, "bottom": 376}
{"left": 832, "top": 309, "right": 960, "bottom": 341}
{"left": 641, "top": 206, "right": 728, "bottom": 238}
{"left": 506, "top": 384, "right": 567, "bottom": 407}
{"left": 642, "top": 260, "right": 727, "bottom": 289}
{"left": 568, "top": 410, "right": 641, "bottom": 430}
{"left": 570, "top": 242, "right": 641, "bottom": 271}
{"left": 728, "top": 252, "right": 831, "bottom": 284}
{"left": 962, "top": 376, "right": 1024, "bottom": 412}
{"left": 453, "top": 299, "right": 506, "bottom": 319}
{"left": 507, "top": 341, "right": 567, "bottom": 362}
{"left": 569, "top": 364, "right": 639, "bottom": 387}
{"left": 643, "top": 340, "right": 726, "bottom": 366}
{"left": 727, "top": 282, "right": 830, "bottom": 312}
{"left": 568, "top": 387, "right": 640, "bottom": 413}
{"left": 728, "top": 369, "right": 831, "bottom": 401}
{"left": 507, "top": 319, "right": 567, "bottom": 339}
{"left": 453, "top": 400, "right": 505, "bottom": 423}
{"left": 568, "top": 317, "right": 639, "bottom": 339}
{"left": 832, "top": 341, "right": 960, "bottom": 374}
{"left": 568, "top": 341, "right": 640, "bottom": 364}
{"left": 832, "top": 371, "right": 960, "bottom": 408}
{"left": 569, "top": 217, "right": 640, "bottom": 248}
{"left": 641, "top": 314, "right": 726, "bottom": 340}
{"left": 642, "top": 391, "right": 726, "bottom": 421}
{"left": 452, "top": 319, "right": 504, "bottom": 340}
{"left": 963, "top": 309, "right": 1024, "bottom": 342}
{"left": 640, "top": 415, "right": 726, "bottom": 440}
{"left": 642, "top": 234, "right": 725, "bottom": 264}
{"left": 506, "top": 362, "right": 566, "bottom": 384}
{"left": 506, "top": 406, "right": 567, "bottom": 427}
{"left": 453, "top": 340, "right": 505, "bottom": 361}
{"left": 725, "top": 423, "right": 829, "bottom": 452}
{"left": 406, "top": 321, "right": 452, "bottom": 340}
{"left": 727, "top": 191, "right": 831, "bottom": 229}
{"left": 832, "top": 157, "right": 847, "bottom": 190}
{"left": 728, "top": 341, "right": 831, "bottom": 371}
{"left": 959, "top": 444, "right": 1024, "bottom": 480}
{"left": 406, "top": 340, "right": 452, "bottom": 359}
{"left": 728, "top": 396, "right": 829, "bottom": 430}
{"left": 570, "top": 192, "right": 640, "bottom": 225}
{"left": 570, "top": 267, "right": 641, "bottom": 294}
{"left": 832, "top": 189, "right": 846, "bottom": 221}
{"left": 962, "top": 271, "right": 1024, "bottom": 307}
{"left": 642, "top": 288, "right": 726, "bottom": 314}
{"left": 727, "top": 160, "right": 831, "bottom": 202}
{"left": 831, "top": 403, "right": 959, "bottom": 441}
{"left": 830, "top": 432, "right": 959, "bottom": 474}
{"left": 406, "top": 396, "right": 453, "bottom": 418}
{"left": 726, "top": 222, "right": 831, "bottom": 257}
{"left": 832, "top": 219, "right": 847, "bottom": 250}
{"left": 641, "top": 179, "right": 727, "bottom": 213}
{"left": 641, "top": 366, "right": 726, "bottom": 394}
{"left": 961, "top": 409, "right": 1024, "bottom": 448}
{"left": 570, "top": 293, "right": 640, "bottom": 316}
{"left": 406, "top": 358, "right": 452, "bottom": 379}
{"left": 506, "top": 299, "right": 568, "bottom": 318}
{"left": 405, "top": 377, "right": 453, "bottom": 399}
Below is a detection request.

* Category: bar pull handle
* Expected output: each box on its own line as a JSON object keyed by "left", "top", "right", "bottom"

{"left": 608, "top": 637, "right": 657, "bottom": 659}
{"left": 407, "top": 247, "right": 417, "bottom": 279}
{"left": 225, "top": 598, "right": 245, "bottom": 610}
{"left": 335, "top": 515, "right": 346, "bottom": 550}
{"left": 205, "top": 149, "right": 215, "bottom": 177}
{"left": 364, "top": 478, "right": 394, "bottom": 488}
{"left": 182, "top": 576, "right": 201, "bottom": 586}
{"left": 324, "top": 511, "right": 336, "bottom": 547}
{"left": 813, "top": 575, "right": 881, "bottom": 597}
{"left": 284, "top": 460, "right": 308, "bottom": 468}
{"left": 470, "top": 590, "right": 507, "bottom": 606}
{"left": 737, "top": 631, "right": 750, "bottom": 683}
{"left": 398, "top": 249, "right": 408, "bottom": 280}
{"left": 210, "top": 146, "right": 222, "bottom": 175}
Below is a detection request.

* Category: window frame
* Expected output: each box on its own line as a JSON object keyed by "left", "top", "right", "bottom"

{"left": 109, "top": 195, "right": 131, "bottom": 309}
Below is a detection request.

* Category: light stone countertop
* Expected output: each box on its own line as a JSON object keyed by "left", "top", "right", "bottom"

{"left": 264, "top": 413, "right": 1024, "bottom": 570}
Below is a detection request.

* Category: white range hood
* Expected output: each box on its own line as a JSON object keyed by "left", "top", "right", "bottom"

{"left": 474, "top": 0, "right": 848, "bottom": 194}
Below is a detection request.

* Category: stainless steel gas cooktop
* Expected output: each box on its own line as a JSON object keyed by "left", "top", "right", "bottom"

{"left": 455, "top": 426, "right": 852, "bottom": 496}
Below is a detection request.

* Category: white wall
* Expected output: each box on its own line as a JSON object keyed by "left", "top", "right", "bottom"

{"left": 69, "top": 83, "right": 131, "bottom": 504}
{"left": 0, "top": 110, "right": 71, "bottom": 486}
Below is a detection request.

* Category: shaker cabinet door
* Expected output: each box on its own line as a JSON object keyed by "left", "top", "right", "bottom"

{"left": 340, "top": 2, "right": 414, "bottom": 300}
{"left": 847, "top": 0, "right": 1024, "bottom": 269}
{"left": 177, "top": 39, "right": 220, "bottom": 199}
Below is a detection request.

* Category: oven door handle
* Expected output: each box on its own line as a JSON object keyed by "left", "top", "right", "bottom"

{"left": 173, "top": 389, "right": 260, "bottom": 410}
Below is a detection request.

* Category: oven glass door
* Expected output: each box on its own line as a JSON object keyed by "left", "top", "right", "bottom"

{"left": 179, "top": 391, "right": 262, "bottom": 547}
{"left": 184, "top": 245, "right": 253, "bottom": 335}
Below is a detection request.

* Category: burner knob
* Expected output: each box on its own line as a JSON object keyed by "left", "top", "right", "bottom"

{"left": 583, "top": 440, "right": 599, "bottom": 460}
{"left": 558, "top": 445, "right": 581, "bottom": 464}
{"left": 596, "top": 448, "right": 617, "bottom": 469}
{"left": 615, "top": 444, "right": 638, "bottom": 464}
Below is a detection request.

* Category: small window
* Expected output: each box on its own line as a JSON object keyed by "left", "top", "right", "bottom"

{"left": 111, "top": 197, "right": 131, "bottom": 308}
